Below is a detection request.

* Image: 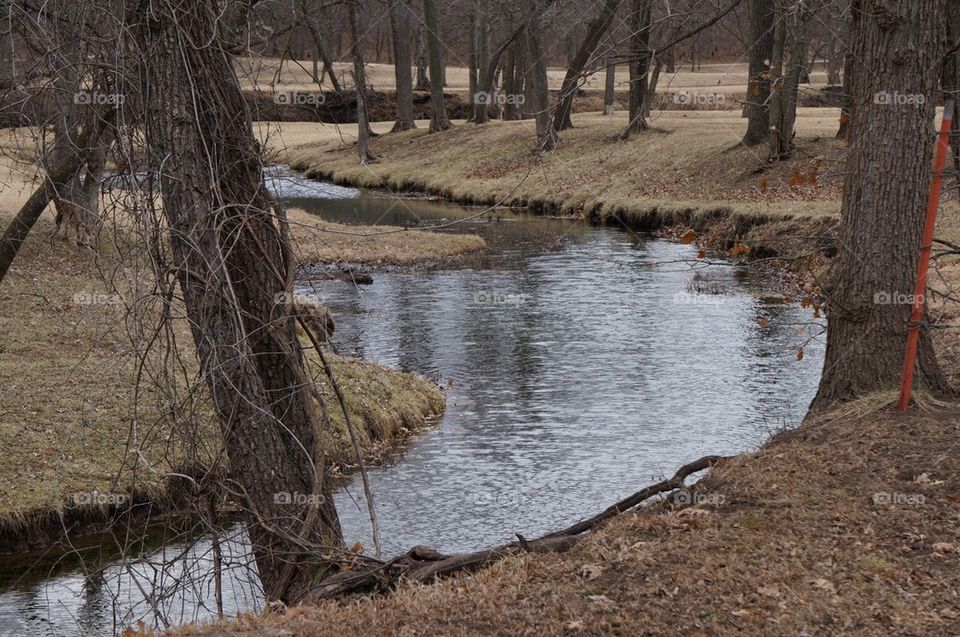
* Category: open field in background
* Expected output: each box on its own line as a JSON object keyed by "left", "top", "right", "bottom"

{"left": 239, "top": 57, "right": 833, "bottom": 101}
{"left": 0, "top": 149, "right": 487, "bottom": 543}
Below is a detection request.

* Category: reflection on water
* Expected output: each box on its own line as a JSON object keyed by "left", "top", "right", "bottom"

{"left": 0, "top": 521, "right": 259, "bottom": 637}
{"left": 0, "top": 171, "right": 825, "bottom": 635}
{"left": 311, "top": 230, "right": 825, "bottom": 556}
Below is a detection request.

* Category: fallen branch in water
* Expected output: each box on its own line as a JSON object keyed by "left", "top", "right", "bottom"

{"left": 296, "top": 454, "right": 727, "bottom": 603}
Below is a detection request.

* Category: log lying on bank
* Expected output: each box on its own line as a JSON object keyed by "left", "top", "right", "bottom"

{"left": 297, "top": 454, "right": 726, "bottom": 603}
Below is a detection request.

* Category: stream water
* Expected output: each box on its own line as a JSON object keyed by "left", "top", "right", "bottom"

{"left": 0, "top": 167, "right": 826, "bottom": 636}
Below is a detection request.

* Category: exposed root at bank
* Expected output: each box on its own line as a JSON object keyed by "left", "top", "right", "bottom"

{"left": 297, "top": 455, "right": 727, "bottom": 602}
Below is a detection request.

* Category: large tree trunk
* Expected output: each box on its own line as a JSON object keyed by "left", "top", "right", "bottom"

{"left": 811, "top": 0, "right": 952, "bottom": 410}
{"left": 742, "top": 0, "right": 775, "bottom": 146}
{"left": 504, "top": 43, "right": 523, "bottom": 120}
{"left": 522, "top": 1, "right": 557, "bottom": 151}
{"left": 943, "top": 0, "right": 959, "bottom": 183}
{"left": 553, "top": 0, "right": 621, "bottom": 131}
{"left": 422, "top": 0, "right": 451, "bottom": 132}
{"left": 622, "top": 0, "right": 652, "bottom": 138}
{"left": 389, "top": 0, "right": 416, "bottom": 131}
{"left": 138, "top": 0, "right": 343, "bottom": 602}
{"left": 826, "top": 32, "right": 842, "bottom": 85}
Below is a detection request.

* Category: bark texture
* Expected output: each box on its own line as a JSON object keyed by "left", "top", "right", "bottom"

{"left": 553, "top": 0, "right": 621, "bottom": 131}
{"left": 622, "top": 0, "right": 652, "bottom": 137}
{"left": 768, "top": 0, "right": 812, "bottom": 159}
{"left": 349, "top": 2, "right": 375, "bottom": 162}
{"left": 422, "top": 0, "right": 451, "bottom": 132}
{"left": 138, "top": 0, "right": 343, "bottom": 601}
{"left": 742, "top": 0, "right": 774, "bottom": 146}
{"left": 389, "top": 0, "right": 416, "bottom": 130}
{"left": 474, "top": 0, "right": 491, "bottom": 123}
{"left": 812, "top": 0, "right": 953, "bottom": 410}
{"left": 523, "top": 0, "right": 557, "bottom": 151}
{"left": 603, "top": 54, "right": 616, "bottom": 115}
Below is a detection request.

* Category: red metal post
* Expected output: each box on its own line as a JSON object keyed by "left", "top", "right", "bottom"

{"left": 897, "top": 100, "right": 955, "bottom": 412}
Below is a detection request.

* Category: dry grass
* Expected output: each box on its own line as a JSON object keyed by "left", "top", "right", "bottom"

{"left": 287, "top": 207, "right": 485, "bottom": 265}
{"left": 263, "top": 108, "right": 960, "bottom": 249}
{"left": 239, "top": 58, "right": 833, "bottom": 101}
{"left": 267, "top": 110, "right": 846, "bottom": 224}
{"left": 172, "top": 386, "right": 960, "bottom": 637}
{"left": 0, "top": 153, "right": 454, "bottom": 542}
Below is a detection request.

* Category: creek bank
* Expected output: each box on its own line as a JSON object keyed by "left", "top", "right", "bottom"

{"left": 289, "top": 161, "right": 840, "bottom": 306}
{"left": 172, "top": 390, "right": 960, "bottom": 637}
{"left": 0, "top": 183, "right": 482, "bottom": 550}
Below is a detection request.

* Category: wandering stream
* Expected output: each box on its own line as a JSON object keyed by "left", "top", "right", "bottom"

{"left": 0, "top": 167, "right": 826, "bottom": 636}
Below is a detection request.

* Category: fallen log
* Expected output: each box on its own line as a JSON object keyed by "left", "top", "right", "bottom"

{"left": 297, "top": 454, "right": 726, "bottom": 603}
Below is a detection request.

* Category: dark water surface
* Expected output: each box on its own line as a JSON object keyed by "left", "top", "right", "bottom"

{"left": 0, "top": 167, "right": 825, "bottom": 635}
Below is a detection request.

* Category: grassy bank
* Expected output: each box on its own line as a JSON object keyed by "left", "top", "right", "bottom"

{"left": 0, "top": 153, "right": 484, "bottom": 548}
{"left": 286, "top": 207, "right": 485, "bottom": 266}
{"left": 176, "top": 390, "right": 960, "bottom": 636}
{"left": 265, "top": 110, "right": 844, "bottom": 219}
{"left": 265, "top": 108, "right": 960, "bottom": 258}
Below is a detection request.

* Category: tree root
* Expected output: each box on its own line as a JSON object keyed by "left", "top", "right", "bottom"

{"left": 296, "top": 454, "right": 727, "bottom": 603}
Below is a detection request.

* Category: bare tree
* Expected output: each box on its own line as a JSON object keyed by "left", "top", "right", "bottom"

{"left": 742, "top": 0, "right": 774, "bottom": 146}
{"left": 415, "top": 21, "right": 430, "bottom": 91}
{"left": 423, "top": 0, "right": 451, "bottom": 131}
{"left": 622, "top": 0, "right": 652, "bottom": 138}
{"left": 522, "top": 0, "right": 557, "bottom": 151}
{"left": 553, "top": 0, "right": 622, "bottom": 131}
{"left": 137, "top": 0, "right": 344, "bottom": 602}
{"left": 473, "top": 0, "right": 491, "bottom": 123}
{"left": 836, "top": 12, "right": 854, "bottom": 139}
{"left": 389, "top": 0, "right": 417, "bottom": 131}
{"left": 768, "top": 0, "right": 814, "bottom": 159}
{"left": 349, "top": 0, "right": 376, "bottom": 162}
{"left": 603, "top": 52, "right": 617, "bottom": 115}
{"left": 298, "top": 0, "right": 343, "bottom": 93}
